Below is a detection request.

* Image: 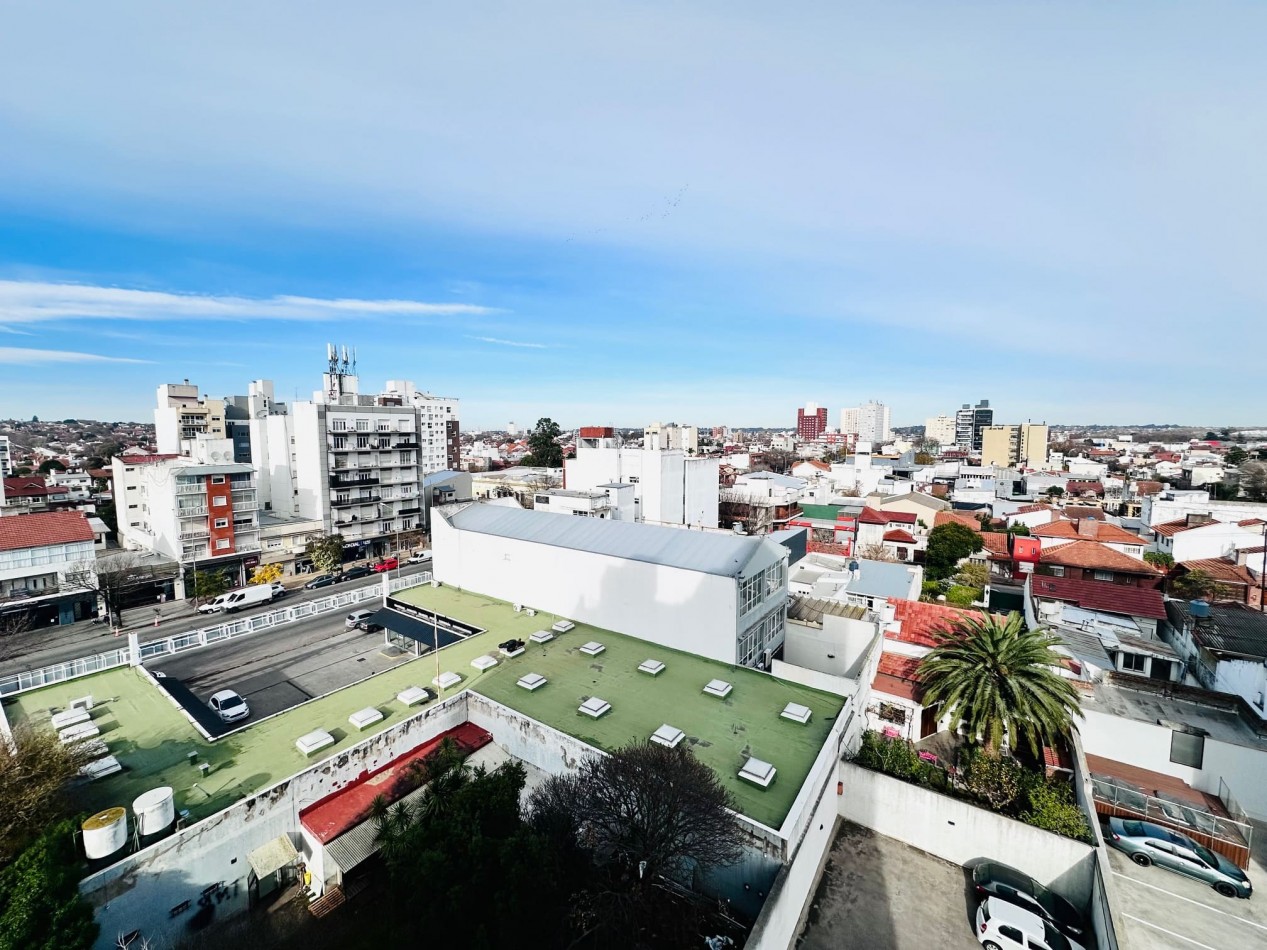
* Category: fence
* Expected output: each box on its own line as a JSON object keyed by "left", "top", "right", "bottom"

{"left": 0, "top": 574, "right": 431, "bottom": 697}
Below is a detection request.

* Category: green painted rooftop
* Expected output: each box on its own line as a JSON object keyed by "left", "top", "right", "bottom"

{"left": 4, "top": 584, "right": 844, "bottom": 831}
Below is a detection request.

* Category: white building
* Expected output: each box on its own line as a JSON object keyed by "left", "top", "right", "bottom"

{"left": 154, "top": 381, "right": 227, "bottom": 456}
{"left": 112, "top": 438, "right": 261, "bottom": 591}
{"left": 1141, "top": 490, "right": 1267, "bottom": 531}
{"left": 1152, "top": 514, "right": 1265, "bottom": 563}
{"left": 432, "top": 503, "right": 790, "bottom": 667}
{"left": 841, "top": 401, "right": 891, "bottom": 444}
{"left": 0, "top": 510, "right": 98, "bottom": 624}
{"left": 0, "top": 434, "right": 11, "bottom": 476}
{"left": 644, "top": 422, "right": 699, "bottom": 454}
{"left": 565, "top": 427, "right": 719, "bottom": 529}
{"left": 250, "top": 365, "right": 459, "bottom": 559}
{"left": 45, "top": 469, "right": 95, "bottom": 502}
{"left": 923, "top": 415, "right": 956, "bottom": 448}
{"left": 533, "top": 485, "right": 635, "bottom": 520}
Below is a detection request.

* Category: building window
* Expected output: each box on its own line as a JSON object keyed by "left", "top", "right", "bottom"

{"left": 212, "top": 496, "right": 226, "bottom": 506}
{"left": 1048, "top": 566, "right": 1065, "bottom": 577}
{"left": 356, "top": 419, "right": 370, "bottom": 432}
{"left": 878, "top": 703, "right": 907, "bottom": 725}
{"left": 1094, "top": 570, "right": 1113, "bottom": 582}
{"left": 215, "top": 539, "right": 230, "bottom": 550}
{"left": 1120, "top": 652, "right": 1146, "bottom": 673}
{"left": 1170, "top": 730, "right": 1205, "bottom": 769}
{"left": 211, "top": 475, "right": 226, "bottom": 484}
{"left": 214, "top": 518, "right": 229, "bottom": 529}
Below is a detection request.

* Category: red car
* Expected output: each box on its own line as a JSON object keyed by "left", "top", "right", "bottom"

{"left": 372, "top": 557, "right": 399, "bottom": 573}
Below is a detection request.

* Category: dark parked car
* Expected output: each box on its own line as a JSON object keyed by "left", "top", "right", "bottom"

{"left": 303, "top": 574, "right": 339, "bottom": 590}
{"left": 342, "top": 566, "right": 374, "bottom": 581}
{"left": 972, "top": 861, "right": 1087, "bottom": 941}
{"left": 1106, "top": 817, "right": 1252, "bottom": 898}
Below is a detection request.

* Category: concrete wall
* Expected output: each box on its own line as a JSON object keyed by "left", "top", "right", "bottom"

{"left": 837, "top": 762, "right": 1096, "bottom": 907}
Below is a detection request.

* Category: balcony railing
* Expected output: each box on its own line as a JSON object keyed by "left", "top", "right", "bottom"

{"left": 176, "top": 483, "right": 206, "bottom": 495}
{"left": 232, "top": 502, "right": 255, "bottom": 513}
{"left": 178, "top": 506, "right": 208, "bottom": 518}
{"left": 330, "top": 475, "right": 380, "bottom": 488}
{"left": 179, "top": 529, "right": 209, "bottom": 541}
{"left": 230, "top": 480, "right": 256, "bottom": 492}
{"left": 331, "top": 495, "right": 381, "bottom": 508}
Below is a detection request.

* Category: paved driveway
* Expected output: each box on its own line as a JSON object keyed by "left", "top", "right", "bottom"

{"left": 798, "top": 820, "right": 980, "bottom": 950}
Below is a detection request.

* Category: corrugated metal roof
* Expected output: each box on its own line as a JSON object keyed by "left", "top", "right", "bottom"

{"left": 788, "top": 594, "right": 869, "bottom": 625}
{"left": 326, "top": 820, "right": 380, "bottom": 874}
{"left": 445, "top": 504, "right": 771, "bottom": 577}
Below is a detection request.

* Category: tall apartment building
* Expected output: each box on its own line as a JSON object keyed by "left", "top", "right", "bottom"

{"left": 0, "top": 434, "right": 11, "bottom": 477}
{"left": 955, "top": 400, "right": 994, "bottom": 452}
{"left": 980, "top": 423, "right": 1049, "bottom": 469}
{"left": 112, "top": 437, "right": 261, "bottom": 590}
{"left": 644, "top": 422, "right": 699, "bottom": 454}
{"left": 154, "top": 381, "right": 227, "bottom": 455}
{"left": 566, "top": 426, "right": 720, "bottom": 528}
{"left": 251, "top": 355, "right": 460, "bottom": 559}
{"left": 924, "top": 415, "right": 956, "bottom": 447}
{"left": 797, "top": 402, "right": 828, "bottom": 441}
{"left": 841, "top": 401, "right": 891, "bottom": 444}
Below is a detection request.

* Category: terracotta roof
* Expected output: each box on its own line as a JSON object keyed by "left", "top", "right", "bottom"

{"left": 1032, "top": 519, "right": 1147, "bottom": 546}
{"left": 877, "top": 653, "right": 924, "bottom": 681}
{"left": 1039, "top": 540, "right": 1162, "bottom": 575}
{"left": 801, "top": 459, "right": 830, "bottom": 471}
{"left": 1029, "top": 574, "right": 1167, "bottom": 620}
{"left": 1175, "top": 558, "right": 1256, "bottom": 588}
{"left": 883, "top": 529, "right": 917, "bottom": 544}
{"left": 886, "top": 598, "right": 985, "bottom": 648}
{"left": 858, "top": 507, "right": 917, "bottom": 525}
{"left": 1013, "top": 504, "right": 1050, "bottom": 515}
{"left": 114, "top": 454, "right": 180, "bottom": 466}
{"left": 933, "top": 510, "right": 983, "bottom": 532}
{"left": 1066, "top": 480, "right": 1104, "bottom": 495}
{"left": 1152, "top": 519, "right": 1191, "bottom": 538}
{"left": 980, "top": 531, "right": 1010, "bottom": 555}
{"left": 1134, "top": 480, "right": 1164, "bottom": 496}
{"left": 0, "top": 511, "right": 96, "bottom": 552}
{"left": 1238, "top": 518, "right": 1265, "bottom": 528}
{"left": 1064, "top": 506, "right": 1105, "bottom": 521}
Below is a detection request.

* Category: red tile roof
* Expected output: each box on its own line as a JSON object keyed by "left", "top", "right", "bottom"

{"left": 859, "top": 506, "right": 917, "bottom": 525}
{"left": 933, "top": 510, "right": 984, "bottom": 532}
{"left": 1238, "top": 518, "right": 1265, "bottom": 528}
{"left": 883, "top": 529, "right": 917, "bottom": 544}
{"left": 981, "top": 531, "right": 1010, "bottom": 555}
{"left": 1064, "top": 506, "right": 1105, "bottom": 521}
{"left": 115, "top": 454, "right": 180, "bottom": 466}
{"left": 0, "top": 511, "right": 96, "bottom": 552}
{"left": 1013, "top": 504, "right": 1051, "bottom": 515}
{"left": 1032, "top": 520, "right": 1147, "bottom": 545}
{"left": 1029, "top": 574, "right": 1167, "bottom": 620}
{"left": 1134, "top": 480, "right": 1164, "bottom": 496}
{"left": 873, "top": 653, "right": 925, "bottom": 702}
{"left": 1175, "top": 558, "right": 1256, "bottom": 588}
{"left": 886, "top": 598, "right": 985, "bottom": 648}
{"left": 1066, "top": 480, "right": 1104, "bottom": 495}
{"left": 1152, "top": 519, "right": 1191, "bottom": 537}
{"left": 1039, "top": 540, "right": 1161, "bottom": 575}
{"left": 877, "top": 653, "right": 924, "bottom": 681}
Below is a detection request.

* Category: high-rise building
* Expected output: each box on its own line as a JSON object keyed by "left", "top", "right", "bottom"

{"left": 0, "top": 434, "right": 11, "bottom": 477}
{"left": 954, "top": 400, "right": 993, "bottom": 452}
{"left": 645, "top": 422, "right": 699, "bottom": 454}
{"left": 924, "top": 415, "right": 956, "bottom": 448}
{"left": 980, "top": 423, "right": 1049, "bottom": 469}
{"left": 797, "top": 402, "right": 828, "bottom": 441}
{"left": 841, "top": 401, "right": 891, "bottom": 444}
{"left": 154, "top": 381, "right": 227, "bottom": 455}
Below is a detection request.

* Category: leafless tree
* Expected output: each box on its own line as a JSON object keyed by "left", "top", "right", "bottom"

{"left": 61, "top": 551, "right": 157, "bottom": 629}
{"left": 0, "top": 723, "right": 100, "bottom": 864}
{"left": 858, "top": 543, "right": 895, "bottom": 562}
{"left": 0, "top": 609, "right": 33, "bottom": 664}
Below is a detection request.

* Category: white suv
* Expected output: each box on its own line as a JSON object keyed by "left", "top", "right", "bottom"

{"left": 976, "top": 897, "right": 1086, "bottom": 950}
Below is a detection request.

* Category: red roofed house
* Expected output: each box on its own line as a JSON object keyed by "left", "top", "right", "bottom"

{"left": 2, "top": 475, "right": 73, "bottom": 513}
{"left": 856, "top": 507, "right": 921, "bottom": 562}
{"left": 1167, "top": 557, "right": 1263, "bottom": 610}
{"left": 1066, "top": 480, "right": 1105, "bottom": 498}
{"left": 1153, "top": 514, "right": 1266, "bottom": 564}
{"left": 1031, "top": 518, "right": 1148, "bottom": 562}
{"left": 0, "top": 511, "right": 99, "bottom": 625}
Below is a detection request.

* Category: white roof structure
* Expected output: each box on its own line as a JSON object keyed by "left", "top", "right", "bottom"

{"left": 443, "top": 503, "right": 775, "bottom": 577}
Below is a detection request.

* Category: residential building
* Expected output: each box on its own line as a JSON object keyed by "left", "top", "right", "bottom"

{"left": 1162, "top": 601, "right": 1267, "bottom": 720}
{"left": 0, "top": 434, "right": 11, "bottom": 476}
{"left": 840, "top": 401, "right": 891, "bottom": 444}
{"left": 45, "top": 469, "right": 95, "bottom": 502}
{"left": 644, "top": 422, "right": 699, "bottom": 454}
{"left": 112, "top": 439, "right": 261, "bottom": 592}
{"left": 565, "top": 427, "right": 720, "bottom": 528}
{"left": 720, "top": 471, "right": 807, "bottom": 535}
{"left": 0, "top": 510, "right": 98, "bottom": 624}
{"left": 1152, "top": 514, "right": 1265, "bottom": 564}
{"left": 954, "top": 399, "right": 993, "bottom": 452}
{"left": 154, "top": 380, "right": 227, "bottom": 455}
{"left": 787, "top": 552, "right": 923, "bottom": 608}
{"left": 421, "top": 469, "right": 473, "bottom": 532}
{"left": 1030, "top": 518, "right": 1149, "bottom": 561}
{"left": 1, "top": 475, "right": 73, "bottom": 513}
{"left": 431, "top": 502, "right": 790, "bottom": 667}
{"left": 1168, "top": 557, "right": 1262, "bottom": 609}
{"left": 855, "top": 507, "right": 921, "bottom": 562}
{"left": 980, "top": 423, "right": 1049, "bottom": 469}
{"left": 797, "top": 402, "right": 828, "bottom": 441}
{"left": 870, "top": 490, "right": 950, "bottom": 526}
{"left": 923, "top": 415, "right": 956, "bottom": 448}
{"left": 471, "top": 467, "right": 562, "bottom": 507}
{"left": 533, "top": 486, "right": 634, "bottom": 520}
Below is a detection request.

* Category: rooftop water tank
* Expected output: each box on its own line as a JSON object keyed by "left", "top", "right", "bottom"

{"left": 82, "top": 807, "right": 128, "bottom": 859}
{"left": 133, "top": 787, "right": 175, "bottom": 836}
{"left": 1188, "top": 600, "right": 1211, "bottom": 619}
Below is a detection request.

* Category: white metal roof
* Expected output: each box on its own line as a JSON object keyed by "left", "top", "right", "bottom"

{"left": 444, "top": 504, "right": 773, "bottom": 577}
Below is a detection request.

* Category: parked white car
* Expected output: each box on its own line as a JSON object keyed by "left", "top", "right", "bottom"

{"left": 208, "top": 689, "right": 250, "bottom": 723}
{"left": 975, "top": 896, "right": 1086, "bottom": 950}
{"left": 406, "top": 552, "right": 432, "bottom": 564}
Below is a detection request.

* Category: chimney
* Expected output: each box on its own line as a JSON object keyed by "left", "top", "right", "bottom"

{"left": 1077, "top": 519, "right": 1099, "bottom": 538}
{"left": 1185, "top": 513, "right": 1214, "bottom": 528}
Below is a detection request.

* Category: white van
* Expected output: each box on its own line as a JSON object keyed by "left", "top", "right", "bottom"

{"left": 198, "top": 584, "right": 279, "bottom": 615}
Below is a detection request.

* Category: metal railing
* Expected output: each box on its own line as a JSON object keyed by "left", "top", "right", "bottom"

{"left": 0, "top": 574, "right": 433, "bottom": 697}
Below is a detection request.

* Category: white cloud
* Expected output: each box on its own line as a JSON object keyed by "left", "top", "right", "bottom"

{"left": 0, "top": 280, "right": 498, "bottom": 325}
{"left": 470, "top": 336, "right": 549, "bottom": 349}
{"left": 0, "top": 347, "right": 152, "bottom": 365}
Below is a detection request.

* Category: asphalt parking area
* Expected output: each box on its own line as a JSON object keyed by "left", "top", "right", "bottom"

{"left": 1106, "top": 843, "right": 1267, "bottom": 950}
{"left": 798, "top": 820, "right": 980, "bottom": 950}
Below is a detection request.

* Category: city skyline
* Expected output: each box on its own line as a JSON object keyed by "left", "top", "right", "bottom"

{"left": 2, "top": 4, "right": 1265, "bottom": 426}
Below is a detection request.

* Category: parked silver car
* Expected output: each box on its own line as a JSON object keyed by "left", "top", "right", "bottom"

{"left": 1106, "top": 817, "right": 1252, "bottom": 898}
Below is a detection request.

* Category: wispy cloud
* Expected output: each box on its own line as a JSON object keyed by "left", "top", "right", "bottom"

{"left": 0, "top": 280, "right": 499, "bottom": 325}
{"left": 0, "top": 346, "right": 152, "bottom": 365}
{"left": 470, "top": 336, "right": 549, "bottom": 349}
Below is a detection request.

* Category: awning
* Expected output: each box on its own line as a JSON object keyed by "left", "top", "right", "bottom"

{"left": 326, "top": 821, "right": 382, "bottom": 874}
{"left": 247, "top": 834, "right": 300, "bottom": 880}
{"left": 369, "top": 607, "right": 463, "bottom": 649}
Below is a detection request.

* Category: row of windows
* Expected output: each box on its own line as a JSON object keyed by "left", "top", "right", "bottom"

{"left": 738, "top": 561, "right": 787, "bottom": 615}
{"left": 738, "top": 604, "right": 786, "bottom": 667}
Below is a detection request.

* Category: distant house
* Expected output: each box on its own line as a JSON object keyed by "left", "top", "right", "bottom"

{"left": 1031, "top": 518, "right": 1149, "bottom": 562}
{"left": 1162, "top": 602, "right": 1267, "bottom": 720}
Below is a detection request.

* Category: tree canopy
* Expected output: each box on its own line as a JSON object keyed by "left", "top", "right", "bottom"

{"left": 307, "top": 533, "right": 346, "bottom": 575}
{"left": 0, "top": 725, "right": 99, "bottom": 865}
{"left": 918, "top": 612, "right": 1081, "bottom": 755}
{"left": 0, "top": 820, "right": 99, "bottom": 950}
{"left": 924, "top": 521, "right": 985, "bottom": 580}
{"left": 523, "top": 417, "right": 564, "bottom": 468}
{"left": 191, "top": 569, "right": 231, "bottom": 603}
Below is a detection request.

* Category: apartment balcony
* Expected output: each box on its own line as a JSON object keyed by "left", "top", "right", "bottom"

{"left": 230, "top": 480, "right": 256, "bottom": 492}
{"left": 176, "top": 483, "right": 207, "bottom": 495}
{"left": 178, "top": 505, "right": 209, "bottom": 518}
{"left": 232, "top": 501, "right": 256, "bottom": 513}
{"left": 179, "top": 528, "right": 210, "bottom": 541}
{"left": 392, "top": 440, "right": 419, "bottom": 449}
{"left": 331, "top": 495, "right": 381, "bottom": 508}
{"left": 330, "top": 475, "right": 380, "bottom": 488}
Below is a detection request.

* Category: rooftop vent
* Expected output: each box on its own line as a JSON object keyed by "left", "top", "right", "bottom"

{"left": 578, "top": 696, "right": 611, "bottom": 718}
{"left": 703, "top": 679, "right": 733, "bottom": 699}
{"left": 651, "top": 724, "right": 685, "bottom": 748}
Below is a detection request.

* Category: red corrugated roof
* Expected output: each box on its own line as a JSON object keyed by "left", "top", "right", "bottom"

{"left": 1029, "top": 574, "right": 1167, "bottom": 620}
{"left": 0, "top": 511, "right": 96, "bottom": 551}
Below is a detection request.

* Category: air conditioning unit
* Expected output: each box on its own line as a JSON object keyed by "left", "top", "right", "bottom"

{"left": 513, "top": 604, "right": 523, "bottom": 613}
{"left": 525, "top": 608, "right": 537, "bottom": 617}
{"left": 431, "top": 579, "right": 441, "bottom": 588}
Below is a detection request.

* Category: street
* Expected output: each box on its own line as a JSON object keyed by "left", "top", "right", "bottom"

{"left": 0, "top": 562, "right": 432, "bottom": 674}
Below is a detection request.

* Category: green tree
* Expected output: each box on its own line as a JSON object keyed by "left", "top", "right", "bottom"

{"left": 1045, "top": 486, "right": 1064, "bottom": 500}
{"left": 1225, "top": 446, "right": 1248, "bottom": 466}
{"left": 0, "top": 725, "right": 100, "bottom": 864}
{"left": 1170, "top": 568, "right": 1234, "bottom": 602}
{"left": 1008, "top": 522, "right": 1031, "bottom": 536}
{"left": 918, "top": 612, "right": 1081, "bottom": 754}
{"left": 307, "top": 533, "right": 346, "bottom": 575}
{"left": 954, "top": 562, "right": 990, "bottom": 590}
{"left": 248, "top": 563, "right": 283, "bottom": 586}
{"left": 36, "top": 459, "right": 66, "bottom": 474}
{"left": 0, "top": 820, "right": 99, "bottom": 950}
{"left": 191, "top": 569, "right": 231, "bottom": 603}
{"left": 1022, "top": 780, "right": 1093, "bottom": 842}
{"left": 924, "top": 522, "right": 985, "bottom": 581}
{"left": 94, "top": 500, "right": 117, "bottom": 537}
{"left": 523, "top": 418, "right": 564, "bottom": 468}
{"left": 1239, "top": 461, "right": 1267, "bottom": 502}
{"left": 1144, "top": 551, "right": 1174, "bottom": 570}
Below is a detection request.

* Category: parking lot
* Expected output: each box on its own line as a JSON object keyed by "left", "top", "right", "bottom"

{"left": 798, "top": 820, "right": 979, "bottom": 950}
{"left": 1106, "top": 833, "right": 1267, "bottom": 950}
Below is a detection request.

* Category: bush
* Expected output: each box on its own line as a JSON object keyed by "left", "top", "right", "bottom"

{"left": 958, "top": 748, "right": 1027, "bottom": 811}
{"left": 854, "top": 731, "right": 945, "bottom": 789}
{"left": 944, "top": 585, "right": 979, "bottom": 606}
{"left": 1023, "top": 780, "right": 1093, "bottom": 842}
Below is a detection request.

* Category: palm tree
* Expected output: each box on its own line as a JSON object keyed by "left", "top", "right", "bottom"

{"left": 917, "top": 612, "right": 1081, "bottom": 755}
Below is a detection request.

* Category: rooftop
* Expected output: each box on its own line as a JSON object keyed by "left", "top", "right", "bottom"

{"left": 1168, "top": 601, "right": 1267, "bottom": 660}
{"left": 1038, "top": 540, "right": 1162, "bottom": 575}
{"left": 0, "top": 510, "right": 95, "bottom": 551}
{"left": 442, "top": 502, "right": 777, "bottom": 578}
{"left": 1080, "top": 674, "right": 1266, "bottom": 750}
{"left": 1029, "top": 574, "right": 1167, "bottom": 620}
{"left": 887, "top": 598, "right": 984, "bottom": 649}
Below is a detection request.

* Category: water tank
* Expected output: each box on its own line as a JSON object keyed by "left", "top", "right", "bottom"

{"left": 82, "top": 807, "right": 128, "bottom": 859}
{"left": 1188, "top": 600, "right": 1211, "bottom": 619}
{"left": 133, "top": 787, "right": 176, "bottom": 836}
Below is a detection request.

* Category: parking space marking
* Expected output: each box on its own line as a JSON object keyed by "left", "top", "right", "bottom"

{"left": 1112, "top": 871, "right": 1266, "bottom": 933}
{"left": 1122, "top": 915, "right": 1220, "bottom": 950}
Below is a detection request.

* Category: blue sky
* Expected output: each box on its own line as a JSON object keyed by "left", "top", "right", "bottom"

{"left": 1, "top": 2, "right": 1264, "bottom": 429}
